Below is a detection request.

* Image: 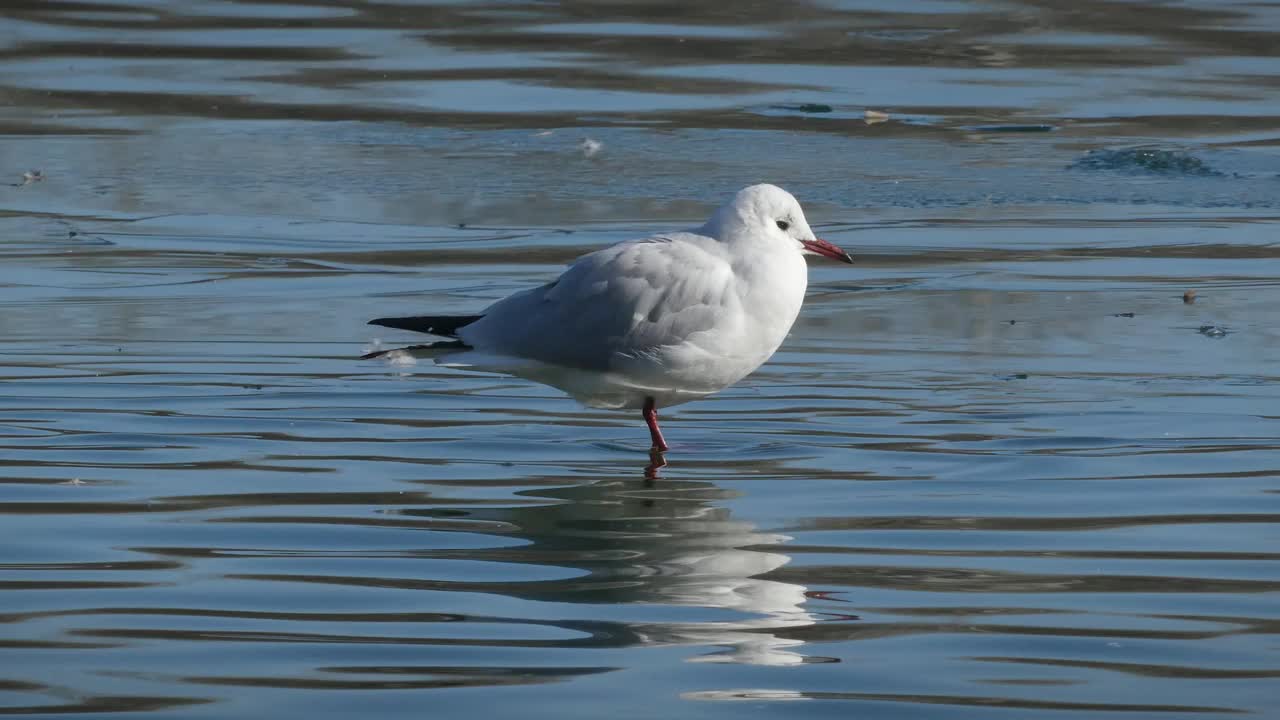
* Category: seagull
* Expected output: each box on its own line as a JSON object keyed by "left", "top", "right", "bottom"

{"left": 366, "top": 184, "right": 852, "bottom": 453}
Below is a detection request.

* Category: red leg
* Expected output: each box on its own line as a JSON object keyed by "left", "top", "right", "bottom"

{"left": 645, "top": 448, "right": 666, "bottom": 481}
{"left": 642, "top": 396, "right": 669, "bottom": 452}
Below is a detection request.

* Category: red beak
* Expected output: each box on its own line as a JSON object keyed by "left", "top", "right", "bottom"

{"left": 801, "top": 237, "right": 854, "bottom": 264}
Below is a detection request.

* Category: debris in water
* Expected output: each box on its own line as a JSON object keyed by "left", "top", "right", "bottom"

{"left": 580, "top": 138, "right": 603, "bottom": 158}
{"left": 1112, "top": 312, "right": 1135, "bottom": 318}
{"left": 864, "top": 109, "right": 890, "bottom": 124}
{"left": 9, "top": 169, "right": 43, "bottom": 187}
{"left": 771, "top": 103, "right": 833, "bottom": 114}
{"left": 973, "top": 124, "right": 1055, "bottom": 133}
{"left": 1183, "top": 289, "right": 1197, "bottom": 304}
{"left": 1198, "top": 325, "right": 1228, "bottom": 338}
{"left": 1069, "top": 146, "right": 1221, "bottom": 176}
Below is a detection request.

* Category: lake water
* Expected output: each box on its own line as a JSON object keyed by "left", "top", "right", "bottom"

{"left": 1, "top": 1, "right": 1278, "bottom": 717}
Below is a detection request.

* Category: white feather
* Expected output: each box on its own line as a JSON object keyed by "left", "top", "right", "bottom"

{"left": 442, "top": 184, "right": 821, "bottom": 410}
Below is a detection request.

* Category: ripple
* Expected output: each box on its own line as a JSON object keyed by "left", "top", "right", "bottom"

{"left": 683, "top": 689, "right": 1244, "bottom": 713}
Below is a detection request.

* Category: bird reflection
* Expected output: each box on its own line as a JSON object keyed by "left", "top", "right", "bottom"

{"left": 626, "top": 527, "right": 817, "bottom": 666}
{"left": 416, "top": 459, "right": 833, "bottom": 666}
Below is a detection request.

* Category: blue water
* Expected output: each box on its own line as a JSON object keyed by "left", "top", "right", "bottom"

{"left": 1, "top": 1, "right": 1278, "bottom": 717}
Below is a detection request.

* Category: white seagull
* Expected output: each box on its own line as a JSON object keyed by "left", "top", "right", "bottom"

{"left": 366, "top": 184, "right": 852, "bottom": 452}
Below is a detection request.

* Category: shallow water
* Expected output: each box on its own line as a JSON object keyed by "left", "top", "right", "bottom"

{"left": 2, "top": 1, "right": 1279, "bottom": 718}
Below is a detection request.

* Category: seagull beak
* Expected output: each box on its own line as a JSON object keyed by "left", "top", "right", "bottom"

{"left": 801, "top": 237, "right": 854, "bottom": 264}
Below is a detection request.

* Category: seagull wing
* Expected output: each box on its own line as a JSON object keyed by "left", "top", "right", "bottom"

{"left": 458, "top": 233, "right": 739, "bottom": 371}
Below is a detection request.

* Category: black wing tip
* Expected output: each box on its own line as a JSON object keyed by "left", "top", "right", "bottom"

{"left": 366, "top": 314, "right": 482, "bottom": 336}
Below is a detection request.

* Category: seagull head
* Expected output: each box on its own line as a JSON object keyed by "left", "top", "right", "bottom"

{"left": 705, "top": 184, "right": 853, "bottom": 264}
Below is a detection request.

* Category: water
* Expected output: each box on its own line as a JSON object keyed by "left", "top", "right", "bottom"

{"left": 2, "top": 1, "right": 1278, "bottom": 717}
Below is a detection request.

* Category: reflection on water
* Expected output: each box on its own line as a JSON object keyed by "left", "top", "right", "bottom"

{"left": 461, "top": 478, "right": 821, "bottom": 667}
{"left": 2, "top": 0, "right": 1280, "bottom": 717}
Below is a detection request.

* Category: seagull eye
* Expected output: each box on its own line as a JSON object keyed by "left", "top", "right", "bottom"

{"left": 776, "top": 220, "right": 790, "bottom": 231}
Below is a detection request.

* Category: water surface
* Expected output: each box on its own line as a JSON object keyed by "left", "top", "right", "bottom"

{"left": 1, "top": 1, "right": 1278, "bottom": 717}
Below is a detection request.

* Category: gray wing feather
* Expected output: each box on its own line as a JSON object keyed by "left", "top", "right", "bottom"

{"left": 458, "top": 234, "right": 735, "bottom": 370}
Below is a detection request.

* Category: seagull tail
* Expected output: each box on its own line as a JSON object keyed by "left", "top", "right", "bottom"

{"left": 368, "top": 314, "right": 483, "bottom": 337}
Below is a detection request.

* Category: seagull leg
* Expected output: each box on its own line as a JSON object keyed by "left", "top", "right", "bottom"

{"left": 642, "top": 397, "right": 669, "bottom": 452}
{"left": 645, "top": 448, "right": 666, "bottom": 482}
